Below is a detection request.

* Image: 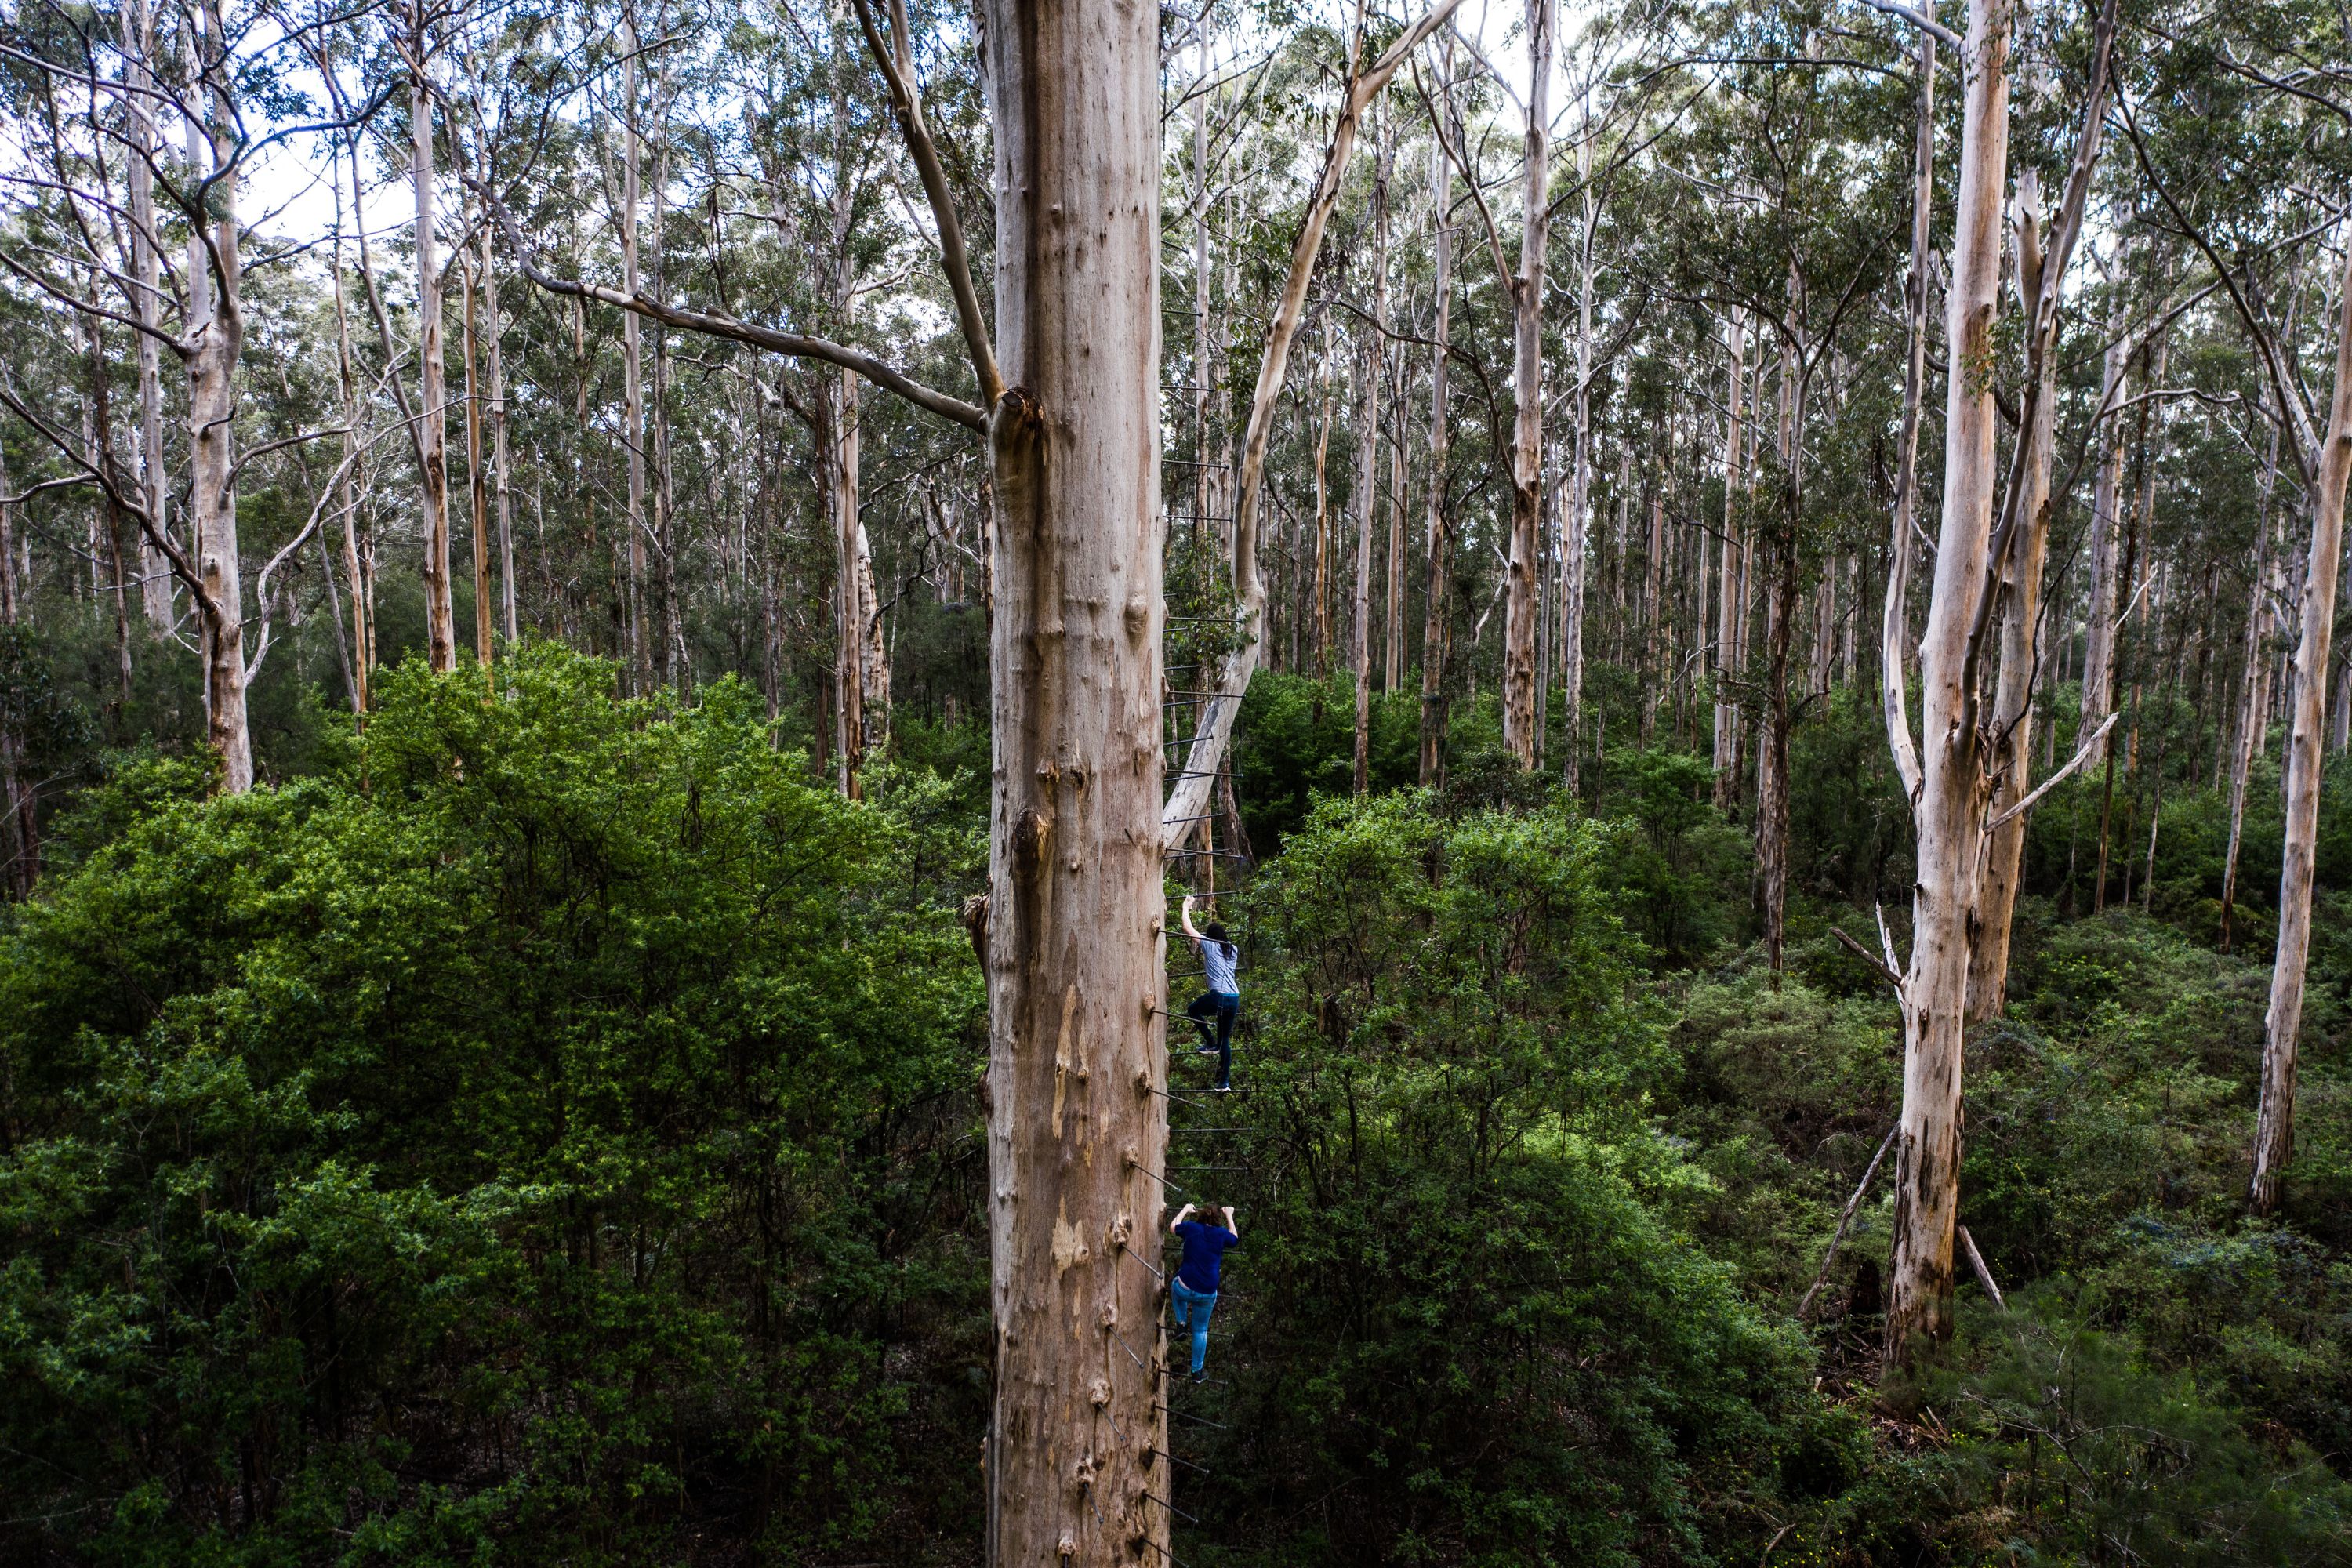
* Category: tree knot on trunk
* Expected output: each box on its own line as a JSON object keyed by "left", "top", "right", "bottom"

{"left": 1014, "top": 808, "right": 1051, "bottom": 877}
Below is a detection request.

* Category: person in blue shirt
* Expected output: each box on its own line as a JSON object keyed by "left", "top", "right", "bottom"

{"left": 1179, "top": 894, "right": 1239, "bottom": 1093}
{"left": 1167, "top": 1201, "right": 1240, "bottom": 1381}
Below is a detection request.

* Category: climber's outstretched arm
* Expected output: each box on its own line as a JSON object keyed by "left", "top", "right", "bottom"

{"left": 1178, "top": 894, "right": 1204, "bottom": 945}
{"left": 1169, "top": 1202, "right": 1196, "bottom": 1236}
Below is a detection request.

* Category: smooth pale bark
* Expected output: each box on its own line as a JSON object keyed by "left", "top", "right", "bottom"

{"left": 1886, "top": 0, "right": 2009, "bottom": 1372}
{"left": 1713, "top": 307, "right": 1748, "bottom": 805}
{"left": 1500, "top": 0, "right": 1555, "bottom": 769}
{"left": 123, "top": 0, "right": 172, "bottom": 633}
{"left": 1385, "top": 380, "right": 1406, "bottom": 695}
{"left": 975, "top": 0, "right": 1167, "bottom": 1555}
{"left": 1161, "top": 0, "right": 1468, "bottom": 837}
{"left": 1352, "top": 131, "right": 1391, "bottom": 795}
{"left": 413, "top": 7, "right": 455, "bottom": 673}
{"left": 1968, "top": 170, "right": 2057, "bottom": 1023}
{"left": 1418, "top": 38, "right": 1456, "bottom": 786}
{"left": 172, "top": 5, "right": 253, "bottom": 790}
{"left": 1872, "top": 21, "right": 1929, "bottom": 808}
{"left": 2251, "top": 235, "right": 2352, "bottom": 1216}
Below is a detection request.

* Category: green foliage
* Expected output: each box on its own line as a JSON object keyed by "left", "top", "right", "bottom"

{"left": 0, "top": 645, "right": 986, "bottom": 1566}
{"left": 1170, "top": 794, "right": 1820, "bottom": 1565}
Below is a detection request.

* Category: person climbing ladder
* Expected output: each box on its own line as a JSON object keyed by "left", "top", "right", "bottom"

{"left": 1179, "top": 894, "right": 1240, "bottom": 1092}
{"left": 1167, "top": 1201, "right": 1240, "bottom": 1381}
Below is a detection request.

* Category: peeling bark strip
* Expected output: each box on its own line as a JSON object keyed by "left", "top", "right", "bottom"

{"left": 978, "top": 0, "right": 1167, "bottom": 1555}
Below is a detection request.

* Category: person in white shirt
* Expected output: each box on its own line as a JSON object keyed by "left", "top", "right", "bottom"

{"left": 1179, "top": 894, "right": 1240, "bottom": 1092}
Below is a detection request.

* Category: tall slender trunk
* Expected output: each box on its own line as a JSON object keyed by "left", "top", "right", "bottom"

{"left": 1559, "top": 137, "right": 1594, "bottom": 795}
{"left": 1886, "top": 0, "right": 2008, "bottom": 1371}
{"left": 1352, "top": 129, "right": 1391, "bottom": 794}
{"left": 463, "top": 245, "right": 492, "bottom": 673}
{"left": 413, "top": 0, "right": 455, "bottom": 673}
{"left": 831, "top": 372, "right": 865, "bottom": 795}
{"left": 2080, "top": 328, "right": 2128, "bottom": 739}
{"left": 1500, "top": 0, "right": 1554, "bottom": 768}
{"left": 1968, "top": 170, "right": 2058, "bottom": 1022}
{"left": 331, "top": 154, "right": 371, "bottom": 712}
{"left": 2250, "top": 235, "right": 2352, "bottom": 1216}
{"left": 1714, "top": 307, "right": 1748, "bottom": 804}
{"left": 487, "top": 218, "right": 516, "bottom": 644}
{"left": 1312, "top": 359, "right": 1334, "bottom": 677}
{"left": 976, "top": 0, "right": 1166, "bottom": 1552}
{"left": 619, "top": 10, "right": 649, "bottom": 691}
{"left": 0, "top": 445, "right": 31, "bottom": 895}
{"left": 123, "top": 0, "right": 172, "bottom": 633}
{"left": 1419, "top": 46, "right": 1455, "bottom": 785}
{"left": 2220, "top": 438, "right": 2280, "bottom": 950}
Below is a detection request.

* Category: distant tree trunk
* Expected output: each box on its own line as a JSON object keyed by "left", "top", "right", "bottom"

{"left": 1713, "top": 307, "right": 1748, "bottom": 806}
{"left": 2080, "top": 328, "right": 2127, "bottom": 748}
{"left": 330, "top": 158, "right": 372, "bottom": 712}
{"left": 1561, "top": 137, "right": 1595, "bottom": 795}
{"left": 2220, "top": 437, "right": 2280, "bottom": 951}
{"left": 1418, "top": 38, "right": 1456, "bottom": 786}
{"left": 463, "top": 246, "right": 492, "bottom": 673}
{"left": 831, "top": 370, "right": 865, "bottom": 797}
{"left": 976, "top": 0, "right": 1168, "bottom": 1553}
{"left": 1969, "top": 169, "right": 2058, "bottom": 1023}
{"left": 1501, "top": 0, "right": 1554, "bottom": 770}
{"left": 2251, "top": 236, "right": 2352, "bottom": 1217}
{"left": 413, "top": 0, "right": 455, "bottom": 674}
{"left": 0, "top": 444, "right": 33, "bottom": 895}
{"left": 1352, "top": 129, "right": 1391, "bottom": 794}
{"left": 619, "top": 10, "right": 650, "bottom": 691}
{"left": 1886, "top": 0, "right": 2008, "bottom": 1371}
{"left": 486, "top": 220, "right": 516, "bottom": 644}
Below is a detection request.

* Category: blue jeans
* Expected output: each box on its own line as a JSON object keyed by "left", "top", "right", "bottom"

{"left": 1170, "top": 1277, "right": 1218, "bottom": 1374}
{"left": 1186, "top": 992, "right": 1238, "bottom": 1088}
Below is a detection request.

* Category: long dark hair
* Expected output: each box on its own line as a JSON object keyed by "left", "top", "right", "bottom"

{"left": 1203, "top": 921, "right": 1234, "bottom": 961}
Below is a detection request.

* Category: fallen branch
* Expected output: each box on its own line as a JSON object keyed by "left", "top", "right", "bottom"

{"left": 1797, "top": 1123, "right": 1899, "bottom": 1319}
{"left": 1831, "top": 927, "right": 1903, "bottom": 991}
{"left": 1981, "top": 712, "right": 2119, "bottom": 836}
{"left": 1958, "top": 1224, "right": 2007, "bottom": 1312}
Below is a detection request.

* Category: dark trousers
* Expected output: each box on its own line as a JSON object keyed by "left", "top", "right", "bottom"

{"left": 1186, "top": 991, "right": 1238, "bottom": 1087}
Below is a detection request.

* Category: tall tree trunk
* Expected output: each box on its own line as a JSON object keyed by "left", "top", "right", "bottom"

{"left": 976, "top": 0, "right": 1167, "bottom": 1554}
{"left": 413, "top": 0, "right": 455, "bottom": 673}
{"left": 2250, "top": 237, "right": 2352, "bottom": 1216}
{"left": 331, "top": 156, "right": 371, "bottom": 713}
{"left": 1714, "top": 307, "right": 1748, "bottom": 805}
{"left": 1886, "top": 0, "right": 2009, "bottom": 1371}
{"left": 123, "top": 0, "right": 172, "bottom": 634}
{"left": 1418, "top": 39, "right": 1456, "bottom": 786}
{"left": 1352, "top": 129, "right": 1391, "bottom": 795}
{"left": 0, "top": 443, "right": 31, "bottom": 895}
{"left": 1500, "top": 0, "right": 1554, "bottom": 768}
{"left": 2080, "top": 330, "right": 2128, "bottom": 742}
{"left": 619, "top": 9, "right": 649, "bottom": 691}
{"left": 487, "top": 220, "right": 516, "bottom": 644}
{"left": 830, "top": 372, "right": 865, "bottom": 796}
{"left": 463, "top": 246, "right": 492, "bottom": 673}
{"left": 2220, "top": 437, "right": 2280, "bottom": 951}
{"left": 1561, "top": 143, "right": 1595, "bottom": 796}
{"left": 1969, "top": 169, "right": 2058, "bottom": 1022}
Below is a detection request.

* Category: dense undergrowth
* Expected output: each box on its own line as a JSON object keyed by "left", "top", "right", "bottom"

{"left": 5, "top": 652, "right": 2352, "bottom": 1563}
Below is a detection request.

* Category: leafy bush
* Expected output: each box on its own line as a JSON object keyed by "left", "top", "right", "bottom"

{"left": 0, "top": 646, "right": 987, "bottom": 1566}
